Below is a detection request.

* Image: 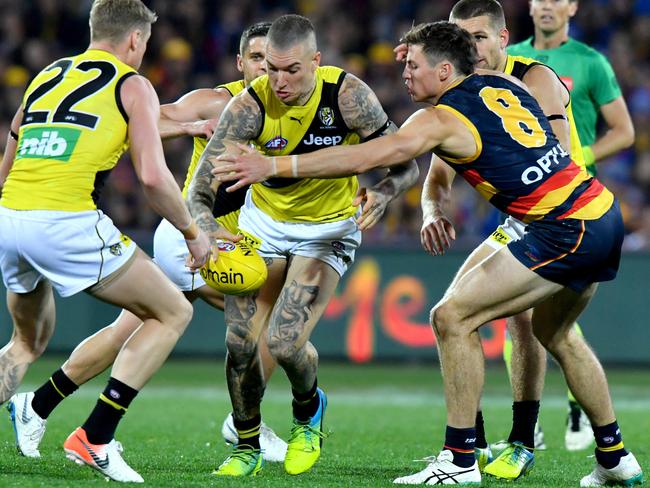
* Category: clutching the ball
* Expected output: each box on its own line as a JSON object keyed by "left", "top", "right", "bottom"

{"left": 200, "top": 240, "right": 268, "bottom": 295}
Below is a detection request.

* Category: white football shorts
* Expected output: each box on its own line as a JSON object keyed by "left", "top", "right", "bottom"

{"left": 0, "top": 206, "right": 136, "bottom": 297}
{"left": 153, "top": 218, "right": 204, "bottom": 291}
{"left": 238, "top": 191, "right": 361, "bottom": 277}
{"left": 483, "top": 216, "right": 527, "bottom": 250}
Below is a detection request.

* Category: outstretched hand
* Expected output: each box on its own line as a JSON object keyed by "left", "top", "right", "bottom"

{"left": 353, "top": 187, "right": 391, "bottom": 231}
{"left": 420, "top": 212, "right": 456, "bottom": 256}
{"left": 212, "top": 143, "right": 274, "bottom": 192}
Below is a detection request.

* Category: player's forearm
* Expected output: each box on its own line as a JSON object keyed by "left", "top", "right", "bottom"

{"left": 372, "top": 160, "right": 419, "bottom": 201}
{"left": 275, "top": 138, "right": 412, "bottom": 179}
{"left": 421, "top": 160, "right": 454, "bottom": 221}
{"left": 141, "top": 176, "right": 196, "bottom": 236}
{"left": 590, "top": 124, "right": 635, "bottom": 162}
{"left": 158, "top": 117, "right": 194, "bottom": 140}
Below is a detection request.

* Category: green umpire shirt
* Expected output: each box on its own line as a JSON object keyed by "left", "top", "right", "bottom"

{"left": 508, "top": 37, "right": 622, "bottom": 176}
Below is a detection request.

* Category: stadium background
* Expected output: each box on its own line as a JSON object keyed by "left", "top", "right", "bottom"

{"left": 0, "top": 0, "right": 649, "bottom": 364}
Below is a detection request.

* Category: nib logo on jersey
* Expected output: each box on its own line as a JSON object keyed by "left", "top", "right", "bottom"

{"left": 17, "top": 127, "right": 81, "bottom": 161}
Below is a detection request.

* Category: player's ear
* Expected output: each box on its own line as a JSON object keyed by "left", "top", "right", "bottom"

{"left": 568, "top": 0, "right": 578, "bottom": 18}
{"left": 236, "top": 54, "right": 244, "bottom": 73}
{"left": 499, "top": 27, "right": 509, "bottom": 50}
{"left": 313, "top": 51, "right": 321, "bottom": 69}
{"left": 129, "top": 29, "right": 141, "bottom": 52}
{"left": 439, "top": 61, "right": 453, "bottom": 81}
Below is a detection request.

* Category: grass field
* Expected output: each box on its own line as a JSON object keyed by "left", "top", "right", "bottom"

{"left": 1, "top": 356, "right": 648, "bottom": 487}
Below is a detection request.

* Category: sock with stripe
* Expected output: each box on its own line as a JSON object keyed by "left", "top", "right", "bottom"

{"left": 31, "top": 368, "right": 78, "bottom": 420}
{"left": 234, "top": 414, "right": 261, "bottom": 450}
{"left": 474, "top": 410, "right": 488, "bottom": 449}
{"left": 444, "top": 425, "right": 476, "bottom": 468}
{"left": 593, "top": 421, "right": 628, "bottom": 469}
{"left": 292, "top": 379, "right": 319, "bottom": 422}
{"left": 507, "top": 400, "right": 539, "bottom": 450}
{"left": 82, "top": 377, "right": 138, "bottom": 445}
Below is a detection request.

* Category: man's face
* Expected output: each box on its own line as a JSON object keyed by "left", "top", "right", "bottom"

{"left": 238, "top": 36, "right": 267, "bottom": 84}
{"left": 265, "top": 41, "right": 320, "bottom": 105}
{"left": 403, "top": 44, "right": 441, "bottom": 102}
{"left": 530, "top": 0, "right": 577, "bottom": 35}
{"left": 453, "top": 15, "right": 507, "bottom": 70}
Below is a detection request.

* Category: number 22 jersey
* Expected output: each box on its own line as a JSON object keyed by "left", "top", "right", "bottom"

{"left": 2, "top": 49, "right": 136, "bottom": 211}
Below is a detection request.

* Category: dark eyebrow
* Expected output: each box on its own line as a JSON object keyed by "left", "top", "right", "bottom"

{"left": 266, "top": 61, "right": 301, "bottom": 70}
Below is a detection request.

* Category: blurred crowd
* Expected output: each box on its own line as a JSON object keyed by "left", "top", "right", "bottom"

{"left": 1, "top": 0, "right": 649, "bottom": 250}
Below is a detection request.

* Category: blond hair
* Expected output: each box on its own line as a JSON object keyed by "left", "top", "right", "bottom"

{"left": 89, "top": 0, "right": 157, "bottom": 44}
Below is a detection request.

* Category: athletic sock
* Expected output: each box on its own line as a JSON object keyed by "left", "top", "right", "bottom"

{"left": 444, "top": 425, "right": 476, "bottom": 468}
{"left": 31, "top": 368, "right": 78, "bottom": 420}
{"left": 569, "top": 400, "right": 583, "bottom": 431}
{"left": 593, "top": 421, "right": 628, "bottom": 469}
{"left": 234, "top": 414, "right": 261, "bottom": 450}
{"left": 474, "top": 410, "right": 488, "bottom": 449}
{"left": 82, "top": 377, "right": 138, "bottom": 445}
{"left": 292, "top": 379, "right": 319, "bottom": 422}
{"left": 507, "top": 400, "right": 539, "bottom": 450}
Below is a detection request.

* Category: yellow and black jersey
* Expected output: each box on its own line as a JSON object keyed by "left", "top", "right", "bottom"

{"left": 247, "top": 66, "right": 360, "bottom": 223}
{"left": 504, "top": 55, "right": 586, "bottom": 171}
{"left": 181, "top": 79, "right": 249, "bottom": 218}
{"left": 2, "top": 49, "right": 136, "bottom": 211}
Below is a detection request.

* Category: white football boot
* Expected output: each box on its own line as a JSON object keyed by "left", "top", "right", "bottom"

{"left": 63, "top": 427, "right": 144, "bottom": 483}
{"left": 7, "top": 392, "right": 47, "bottom": 458}
{"left": 221, "top": 412, "right": 287, "bottom": 462}
{"left": 566, "top": 409, "right": 594, "bottom": 451}
{"left": 393, "top": 450, "right": 481, "bottom": 485}
{"left": 580, "top": 452, "right": 643, "bottom": 487}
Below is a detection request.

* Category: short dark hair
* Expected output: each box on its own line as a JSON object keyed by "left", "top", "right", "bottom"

{"left": 450, "top": 0, "right": 506, "bottom": 31}
{"left": 401, "top": 21, "right": 478, "bottom": 76}
{"left": 239, "top": 21, "right": 271, "bottom": 55}
{"left": 267, "top": 14, "right": 316, "bottom": 52}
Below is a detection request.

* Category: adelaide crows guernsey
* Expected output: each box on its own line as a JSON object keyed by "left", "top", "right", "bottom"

{"left": 504, "top": 54, "right": 586, "bottom": 171}
{"left": 247, "top": 66, "right": 360, "bottom": 223}
{"left": 436, "top": 74, "right": 613, "bottom": 223}
{"left": 181, "top": 79, "right": 248, "bottom": 218}
{"left": 2, "top": 49, "right": 136, "bottom": 211}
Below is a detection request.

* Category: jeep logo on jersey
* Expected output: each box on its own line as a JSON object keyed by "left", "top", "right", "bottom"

{"left": 318, "top": 107, "right": 334, "bottom": 126}
{"left": 17, "top": 127, "right": 81, "bottom": 161}
{"left": 302, "top": 134, "right": 343, "bottom": 146}
{"left": 264, "top": 136, "right": 288, "bottom": 150}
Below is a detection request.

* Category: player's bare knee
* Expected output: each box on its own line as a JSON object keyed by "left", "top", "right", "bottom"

{"left": 225, "top": 329, "right": 258, "bottom": 365}
{"left": 431, "top": 301, "right": 469, "bottom": 341}
{"left": 266, "top": 334, "right": 295, "bottom": 365}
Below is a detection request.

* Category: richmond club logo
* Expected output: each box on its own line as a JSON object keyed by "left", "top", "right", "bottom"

{"left": 318, "top": 107, "right": 334, "bottom": 126}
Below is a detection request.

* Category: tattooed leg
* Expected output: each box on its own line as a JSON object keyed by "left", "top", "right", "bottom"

{"left": 225, "top": 293, "right": 265, "bottom": 421}
{"left": 267, "top": 257, "right": 340, "bottom": 394}
{"left": 0, "top": 281, "right": 56, "bottom": 403}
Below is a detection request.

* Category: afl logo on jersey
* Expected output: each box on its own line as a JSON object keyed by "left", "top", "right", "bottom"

{"left": 264, "top": 136, "right": 288, "bottom": 150}
{"left": 217, "top": 241, "right": 236, "bottom": 252}
{"left": 318, "top": 107, "right": 335, "bottom": 126}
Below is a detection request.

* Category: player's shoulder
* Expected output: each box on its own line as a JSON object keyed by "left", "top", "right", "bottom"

{"left": 217, "top": 79, "right": 247, "bottom": 97}
{"left": 318, "top": 65, "right": 347, "bottom": 83}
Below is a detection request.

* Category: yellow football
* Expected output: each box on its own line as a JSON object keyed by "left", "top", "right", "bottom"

{"left": 200, "top": 240, "right": 268, "bottom": 295}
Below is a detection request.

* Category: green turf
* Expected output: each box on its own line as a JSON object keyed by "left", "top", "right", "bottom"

{"left": 1, "top": 357, "right": 648, "bottom": 486}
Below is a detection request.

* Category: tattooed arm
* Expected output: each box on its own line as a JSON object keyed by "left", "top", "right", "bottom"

{"left": 186, "top": 90, "right": 262, "bottom": 237}
{"left": 338, "top": 73, "right": 419, "bottom": 229}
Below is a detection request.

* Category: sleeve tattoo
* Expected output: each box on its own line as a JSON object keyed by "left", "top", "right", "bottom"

{"left": 337, "top": 73, "right": 390, "bottom": 139}
{"left": 186, "top": 94, "right": 262, "bottom": 234}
